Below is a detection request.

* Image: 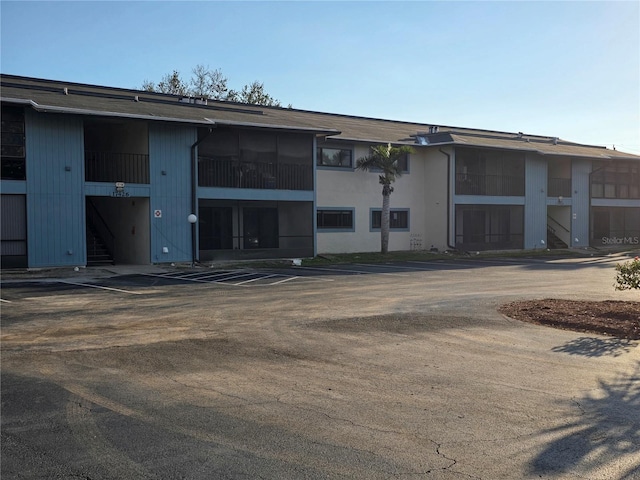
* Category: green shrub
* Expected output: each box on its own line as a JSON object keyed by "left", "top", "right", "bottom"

{"left": 615, "top": 257, "right": 640, "bottom": 290}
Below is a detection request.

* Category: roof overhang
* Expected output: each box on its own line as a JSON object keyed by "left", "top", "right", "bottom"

{"left": 1, "top": 96, "right": 342, "bottom": 136}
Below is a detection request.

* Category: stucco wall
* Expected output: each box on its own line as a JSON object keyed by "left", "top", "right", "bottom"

{"left": 316, "top": 144, "right": 448, "bottom": 254}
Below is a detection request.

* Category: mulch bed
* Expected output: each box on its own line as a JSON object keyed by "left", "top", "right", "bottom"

{"left": 498, "top": 299, "right": 640, "bottom": 340}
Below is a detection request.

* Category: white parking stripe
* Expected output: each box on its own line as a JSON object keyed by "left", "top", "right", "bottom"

{"left": 142, "top": 273, "right": 215, "bottom": 283}
{"left": 233, "top": 274, "right": 278, "bottom": 285}
{"left": 58, "top": 280, "right": 144, "bottom": 295}
{"left": 270, "top": 276, "right": 302, "bottom": 285}
{"left": 209, "top": 272, "right": 259, "bottom": 282}
{"left": 158, "top": 270, "right": 233, "bottom": 279}
{"left": 0, "top": 298, "right": 12, "bottom": 303}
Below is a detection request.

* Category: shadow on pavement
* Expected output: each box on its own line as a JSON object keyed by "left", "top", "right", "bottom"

{"left": 551, "top": 337, "right": 639, "bottom": 357}
{"left": 528, "top": 363, "right": 640, "bottom": 479}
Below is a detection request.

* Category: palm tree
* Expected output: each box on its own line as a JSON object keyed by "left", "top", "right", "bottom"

{"left": 357, "top": 143, "right": 414, "bottom": 253}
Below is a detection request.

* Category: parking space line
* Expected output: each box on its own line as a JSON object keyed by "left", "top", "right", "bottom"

{"left": 0, "top": 298, "right": 12, "bottom": 303}
{"left": 155, "top": 270, "right": 233, "bottom": 279}
{"left": 211, "top": 272, "right": 260, "bottom": 282}
{"left": 270, "top": 276, "right": 302, "bottom": 285}
{"left": 58, "top": 280, "right": 144, "bottom": 295}
{"left": 233, "top": 274, "right": 278, "bottom": 285}
{"left": 142, "top": 273, "right": 217, "bottom": 284}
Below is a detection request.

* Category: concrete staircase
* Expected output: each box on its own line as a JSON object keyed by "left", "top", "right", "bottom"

{"left": 86, "top": 222, "right": 114, "bottom": 266}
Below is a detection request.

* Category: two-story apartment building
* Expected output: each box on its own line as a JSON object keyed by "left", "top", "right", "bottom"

{"left": 1, "top": 75, "right": 639, "bottom": 268}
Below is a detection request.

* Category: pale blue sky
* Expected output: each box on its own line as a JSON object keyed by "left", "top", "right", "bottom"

{"left": 2, "top": 1, "right": 639, "bottom": 154}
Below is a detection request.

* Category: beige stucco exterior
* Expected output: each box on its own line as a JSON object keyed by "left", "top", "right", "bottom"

{"left": 316, "top": 144, "right": 449, "bottom": 254}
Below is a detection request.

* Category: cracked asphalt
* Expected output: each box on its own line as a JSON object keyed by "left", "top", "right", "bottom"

{"left": 1, "top": 254, "right": 639, "bottom": 479}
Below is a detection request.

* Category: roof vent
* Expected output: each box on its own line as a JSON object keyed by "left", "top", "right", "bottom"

{"left": 179, "top": 96, "right": 208, "bottom": 106}
{"left": 552, "top": 137, "right": 558, "bottom": 145}
{"left": 63, "top": 87, "right": 68, "bottom": 95}
{"left": 429, "top": 125, "right": 439, "bottom": 134}
{"left": 134, "top": 95, "right": 139, "bottom": 102}
{"left": 415, "top": 135, "right": 429, "bottom": 145}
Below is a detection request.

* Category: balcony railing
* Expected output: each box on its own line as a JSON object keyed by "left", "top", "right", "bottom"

{"left": 548, "top": 177, "right": 572, "bottom": 197}
{"left": 85, "top": 151, "right": 150, "bottom": 184}
{"left": 456, "top": 173, "right": 524, "bottom": 196}
{"left": 198, "top": 156, "right": 313, "bottom": 191}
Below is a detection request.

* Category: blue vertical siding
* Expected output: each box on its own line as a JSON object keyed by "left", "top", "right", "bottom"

{"left": 25, "top": 111, "right": 85, "bottom": 267}
{"left": 149, "top": 124, "right": 196, "bottom": 263}
{"left": 524, "top": 154, "right": 548, "bottom": 249}
{"left": 571, "top": 159, "right": 591, "bottom": 247}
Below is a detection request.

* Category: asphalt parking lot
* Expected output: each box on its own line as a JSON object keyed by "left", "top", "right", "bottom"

{"left": 1, "top": 253, "right": 639, "bottom": 479}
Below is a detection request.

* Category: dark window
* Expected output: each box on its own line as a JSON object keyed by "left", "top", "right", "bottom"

{"left": 317, "top": 147, "right": 352, "bottom": 168}
{"left": 366, "top": 150, "right": 409, "bottom": 174}
{"left": 317, "top": 209, "right": 354, "bottom": 229}
{"left": 397, "top": 153, "right": 409, "bottom": 173}
{"left": 371, "top": 209, "right": 409, "bottom": 230}
{"left": 1, "top": 106, "right": 26, "bottom": 180}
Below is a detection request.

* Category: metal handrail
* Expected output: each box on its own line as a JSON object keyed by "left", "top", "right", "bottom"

{"left": 86, "top": 199, "right": 115, "bottom": 259}
{"left": 455, "top": 173, "right": 525, "bottom": 196}
{"left": 198, "top": 156, "right": 313, "bottom": 191}
{"left": 85, "top": 151, "right": 150, "bottom": 184}
{"left": 547, "top": 215, "right": 570, "bottom": 234}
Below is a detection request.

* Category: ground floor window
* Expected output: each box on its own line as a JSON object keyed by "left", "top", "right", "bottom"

{"left": 455, "top": 204, "right": 524, "bottom": 251}
{"left": 199, "top": 200, "right": 314, "bottom": 260}
{"left": 591, "top": 207, "right": 640, "bottom": 247}
{"left": 370, "top": 208, "right": 409, "bottom": 231}
{"left": 317, "top": 208, "right": 354, "bottom": 231}
{"left": 1, "top": 194, "right": 27, "bottom": 268}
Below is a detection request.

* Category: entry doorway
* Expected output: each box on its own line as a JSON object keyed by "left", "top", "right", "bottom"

{"left": 86, "top": 196, "right": 150, "bottom": 265}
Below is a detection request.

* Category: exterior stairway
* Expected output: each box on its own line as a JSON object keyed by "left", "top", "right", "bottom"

{"left": 547, "top": 226, "right": 568, "bottom": 249}
{"left": 86, "top": 222, "right": 114, "bottom": 266}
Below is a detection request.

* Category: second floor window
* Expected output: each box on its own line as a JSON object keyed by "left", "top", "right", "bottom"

{"left": 317, "top": 147, "right": 352, "bottom": 168}
{"left": 1, "top": 106, "right": 26, "bottom": 180}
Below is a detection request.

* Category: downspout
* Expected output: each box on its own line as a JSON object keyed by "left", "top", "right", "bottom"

{"left": 190, "top": 127, "right": 214, "bottom": 266}
{"left": 439, "top": 147, "right": 456, "bottom": 250}
{"left": 587, "top": 164, "right": 606, "bottom": 249}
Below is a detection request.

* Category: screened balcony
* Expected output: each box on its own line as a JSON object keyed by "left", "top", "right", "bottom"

{"left": 591, "top": 161, "right": 640, "bottom": 199}
{"left": 455, "top": 147, "right": 525, "bottom": 197}
{"left": 197, "top": 127, "right": 313, "bottom": 191}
